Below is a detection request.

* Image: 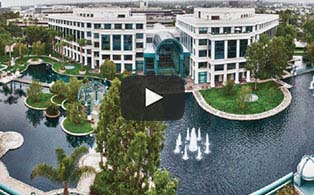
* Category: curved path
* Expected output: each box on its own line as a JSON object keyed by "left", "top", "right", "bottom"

{"left": 193, "top": 86, "right": 292, "bottom": 121}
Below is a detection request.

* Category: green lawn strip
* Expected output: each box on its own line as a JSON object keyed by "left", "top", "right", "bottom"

{"left": 63, "top": 118, "right": 93, "bottom": 134}
{"left": 52, "top": 95, "right": 66, "bottom": 105}
{"left": 200, "top": 81, "right": 284, "bottom": 115}
{"left": 26, "top": 93, "right": 53, "bottom": 109}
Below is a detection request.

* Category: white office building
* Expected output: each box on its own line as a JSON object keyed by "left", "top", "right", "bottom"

{"left": 48, "top": 7, "right": 279, "bottom": 86}
{"left": 176, "top": 8, "right": 279, "bottom": 86}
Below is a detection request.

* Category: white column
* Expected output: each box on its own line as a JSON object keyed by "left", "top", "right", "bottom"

{"left": 211, "top": 40, "right": 215, "bottom": 59}
{"left": 84, "top": 49, "right": 88, "bottom": 66}
{"left": 132, "top": 54, "right": 136, "bottom": 73}
{"left": 195, "top": 64, "right": 199, "bottom": 84}
{"left": 91, "top": 55, "right": 95, "bottom": 69}
{"left": 224, "top": 40, "right": 228, "bottom": 59}
{"left": 223, "top": 64, "right": 227, "bottom": 84}
{"left": 246, "top": 70, "right": 251, "bottom": 82}
{"left": 210, "top": 71, "right": 215, "bottom": 87}
{"left": 235, "top": 63, "right": 240, "bottom": 84}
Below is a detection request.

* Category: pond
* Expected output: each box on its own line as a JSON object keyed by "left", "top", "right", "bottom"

{"left": 1, "top": 64, "right": 314, "bottom": 194}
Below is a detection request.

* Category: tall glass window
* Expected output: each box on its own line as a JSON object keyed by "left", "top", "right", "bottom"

{"left": 199, "top": 39, "right": 207, "bottom": 46}
{"left": 136, "top": 24, "right": 143, "bottom": 29}
{"left": 101, "top": 35, "right": 110, "bottom": 50}
{"left": 227, "top": 40, "right": 237, "bottom": 58}
{"left": 211, "top": 27, "right": 220, "bottom": 34}
{"left": 246, "top": 26, "right": 253, "bottom": 32}
{"left": 94, "top": 24, "right": 101, "bottom": 29}
{"left": 104, "top": 24, "right": 111, "bottom": 29}
{"left": 113, "top": 35, "right": 121, "bottom": 50}
{"left": 114, "top": 24, "right": 122, "bottom": 29}
{"left": 199, "top": 50, "right": 207, "bottom": 57}
{"left": 215, "top": 41, "right": 225, "bottom": 59}
{"left": 136, "top": 33, "right": 143, "bottom": 39}
{"left": 240, "top": 40, "right": 248, "bottom": 57}
{"left": 125, "top": 24, "right": 133, "bottom": 29}
{"left": 124, "top": 35, "right": 133, "bottom": 51}
{"left": 223, "top": 27, "right": 231, "bottom": 34}
{"left": 199, "top": 27, "right": 208, "bottom": 34}
{"left": 208, "top": 40, "right": 211, "bottom": 59}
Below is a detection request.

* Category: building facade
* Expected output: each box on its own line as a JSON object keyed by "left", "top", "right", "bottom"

{"left": 48, "top": 7, "right": 279, "bottom": 86}
{"left": 176, "top": 8, "right": 279, "bottom": 86}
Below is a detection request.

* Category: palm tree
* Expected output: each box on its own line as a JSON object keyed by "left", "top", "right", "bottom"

{"left": 77, "top": 39, "right": 87, "bottom": 70}
{"left": 14, "top": 37, "right": 26, "bottom": 58}
{"left": 31, "top": 146, "right": 95, "bottom": 195}
{"left": 7, "top": 38, "right": 14, "bottom": 67}
{"left": 65, "top": 35, "right": 74, "bottom": 60}
{"left": 57, "top": 40, "right": 67, "bottom": 62}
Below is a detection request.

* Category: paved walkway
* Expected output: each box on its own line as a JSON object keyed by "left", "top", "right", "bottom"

{"left": 193, "top": 86, "right": 292, "bottom": 121}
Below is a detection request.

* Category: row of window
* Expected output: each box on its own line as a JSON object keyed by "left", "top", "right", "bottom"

{"left": 196, "top": 40, "right": 248, "bottom": 59}
{"left": 101, "top": 35, "right": 143, "bottom": 51}
{"left": 197, "top": 62, "right": 246, "bottom": 70}
{"left": 48, "top": 18, "right": 144, "bottom": 30}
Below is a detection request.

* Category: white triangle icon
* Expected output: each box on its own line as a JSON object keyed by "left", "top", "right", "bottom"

{"left": 145, "top": 88, "right": 163, "bottom": 107}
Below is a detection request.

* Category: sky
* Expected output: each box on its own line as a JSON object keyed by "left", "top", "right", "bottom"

{"left": 1, "top": 0, "right": 314, "bottom": 8}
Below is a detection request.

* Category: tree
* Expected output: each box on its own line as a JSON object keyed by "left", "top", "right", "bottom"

{"left": 100, "top": 59, "right": 116, "bottom": 80}
{"left": 223, "top": 79, "right": 235, "bottom": 96}
{"left": 78, "top": 39, "right": 87, "bottom": 69}
{"left": 14, "top": 42, "right": 28, "bottom": 59}
{"left": 276, "top": 24, "right": 297, "bottom": 38}
{"left": 145, "top": 169, "right": 178, "bottom": 195}
{"left": 32, "top": 41, "right": 45, "bottom": 55}
{"left": 91, "top": 78, "right": 177, "bottom": 195}
{"left": 27, "top": 80, "right": 42, "bottom": 103}
{"left": 31, "top": 147, "right": 95, "bottom": 195}
{"left": 50, "top": 80, "right": 67, "bottom": 99}
{"left": 237, "top": 86, "right": 252, "bottom": 111}
{"left": 302, "top": 19, "right": 314, "bottom": 43}
{"left": 65, "top": 35, "right": 74, "bottom": 59}
{"left": 6, "top": 37, "right": 14, "bottom": 66}
{"left": 66, "top": 77, "right": 81, "bottom": 102}
{"left": 245, "top": 38, "right": 268, "bottom": 90}
{"left": 267, "top": 37, "right": 290, "bottom": 79}
{"left": 56, "top": 40, "right": 67, "bottom": 62}
{"left": 66, "top": 101, "right": 87, "bottom": 125}
{"left": 307, "top": 42, "right": 314, "bottom": 65}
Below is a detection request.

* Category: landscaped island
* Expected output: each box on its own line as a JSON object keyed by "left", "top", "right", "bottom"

{"left": 200, "top": 81, "right": 284, "bottom": 115}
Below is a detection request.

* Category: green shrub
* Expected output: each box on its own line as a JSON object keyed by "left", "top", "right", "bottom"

{"left": 46, "top": 102, "right": 59, "bottom": 116}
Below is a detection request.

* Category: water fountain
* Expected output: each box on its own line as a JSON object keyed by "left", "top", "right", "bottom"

{"left": 309, "top": 75, "right": 314, "bottom": 89}
{"left": 196, "top": 147, "right": 202, "bottom": 161}
{"left": 182, "top": 145, "right": 189, "bottom": 160}
{"left": 186, "top": 128, "right": 190, "bottom": 141}
{"left": 177, "top": 133, "right": 182, "bottom": 146}
{"left": 197, "top": 128, "right": 202, "bottom": 141}
{"left": 174, "top": 139, "right": 181, "bottom": 154}
{"left": 189, "top": 128, "right": 198, "bottom": 152}
{"left": 204, "top": 133, "right": 211, "bottom": 154}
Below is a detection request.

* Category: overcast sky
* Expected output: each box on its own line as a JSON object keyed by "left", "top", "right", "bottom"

{"left": 1, "top": 0, "right": 313, "bottom": 8}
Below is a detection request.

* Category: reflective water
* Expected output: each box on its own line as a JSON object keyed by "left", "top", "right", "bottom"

{"left": 161, "top": 74, "right": 314, "bottom": 195}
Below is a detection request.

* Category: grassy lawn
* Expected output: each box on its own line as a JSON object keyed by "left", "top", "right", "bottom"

{"left": 26, "top": 93, "right": 53, "bottom": 109}
{"left": 52, "top": 95, "right": 66, "bottom": 105}
{"left": 200, "top": 81, "right": 284, "bottom": 115}
{"left": 63, "top": 118, "right": 93, "bottom": 134}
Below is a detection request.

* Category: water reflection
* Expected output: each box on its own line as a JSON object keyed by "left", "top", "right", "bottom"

{"left": 66, "top": 134, "right": 95, "bottom": 148}
{"left": 25, "top": 109, "right": 44, "bottom": 128}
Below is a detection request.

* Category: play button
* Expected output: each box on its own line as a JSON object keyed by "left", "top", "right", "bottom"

{"left": 120, "top": 75, "right": 185, "bottom": 121}
{"left": 145, "top": 88, "right": 163, "bottom": 107}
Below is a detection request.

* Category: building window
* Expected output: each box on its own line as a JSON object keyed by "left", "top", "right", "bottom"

{"left": 211, "top": 27, "right": 220, "bottom": 35}
{"left": 211, "top": 16, "right": 220, "bottom": 20}
{"left": 227, "top": 40, "right": 237, "bottom": 58}
{"left": 240, "top": 39, "right": 248, "bottom": 57}
{"left": 136, "top": 53, "right": 144, "bottom": 58}
{"left": 102, "top": 55, "right": 110, "bottom": 60}
{"left": 114, "top": 24, "right": 122, "bottom": 29}
{"left": 136, "top": 24, "right": 143, "bottom": 29}
{"left": 223, "top": 27, "right": 231, "bottom": 34}
{"left": 246, "top": 26, "right": 253, "bottom": 32}
{"left": 113, "top": 35, "right": 121, "bottom": 50}
{"left": 215, "top": 41, "right": 225, "bottom": 59}
{"left": 239, "top": 62, "right": 246, "bottom": 68}
{"left": 124, "top": 55, "right": 133, "bottom": 61}
{"left": 136, "top": 42, "right": 143, "bottom": 48}
{"left": 199, "top": 39, "right": 207, "bottom": 46}
{"left": 199, "top": 27, "right": 207, "bottom": 34}
{"left": 87, "top": 23, "right": 91, "bottom": 28}
{"left": 104, "top": 24, "right": 111, "bottom": 29}
{"left": 93, "top": 33, "right": 99, "bottom": 39}
{"left": 101, "top": 35, "right": 110, "bottom": 50}
{"left": 124, "top": 35, "right": 133, "bottom": 51}
{"left": 118, "top": 14, "right": 126, "bottom": 18}
{"left": 227, "top": 63, "right": 236, "bottom": 70}
{"left": 146, "top": 37, "right": 153, "bottom": 43}
{"left": 199, "top": 50, "right": 207, "bottom": 57}
{"left": 87, "top": 31, "right": 91, "bottom": 37}
{"left": 136, "top": 61, "right": 144, "bottom": 70}
{"left": 116, "top": 63, "right": 121, "bottom": 72}
{"left": 198, "top": 62, "right": 207, "bottom": 68}
{"left": 94, "top": 24, "right": 101, "bottom": 29}
{"left": 208, "top": 40, "right": 211, "bottom": 59}
{"left": 235, "top": 26, "right": 242, "bottom": 33}
{"left": 94, "top": 42, "right": 100, "bottom": 48}
{"left": 113, "top": 55, "right": 121, "bottom": 60}
{"left": 215, "top": 64, "right": 224, "bottom": 71}
{"left": 125, "top": 63, "right": 133, "bottom": 71}
{"left": 125, "top": 24, "right": 133, "bottom": 29}
{"left": 136, "top": 33, "right": 143, "bottom": 39}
